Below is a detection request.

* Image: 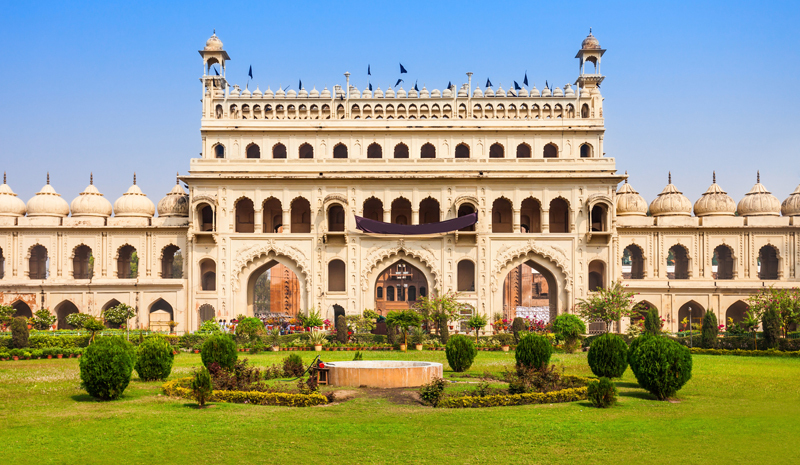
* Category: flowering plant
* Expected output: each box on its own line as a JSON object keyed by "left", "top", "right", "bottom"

{"left": 575, "top": 280, "right": 637, "bottom": 333}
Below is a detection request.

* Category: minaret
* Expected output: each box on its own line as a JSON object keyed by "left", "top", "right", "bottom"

{"left": 575, "top": 28, "right": 605, "bottom": 90}
{"left": 199, "top": 30, "right": 231, "bottom": 119}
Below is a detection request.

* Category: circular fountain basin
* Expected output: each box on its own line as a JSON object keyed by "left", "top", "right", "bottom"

{"left": 324, "top": 361, "right": 443, "bottom": 388}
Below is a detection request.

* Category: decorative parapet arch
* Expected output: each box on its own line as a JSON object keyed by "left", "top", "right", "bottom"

{"left": 323, "top": 194, "right": 348, "bottom": 210}
{"left": 361, "top": 239, "right": 441, "bottom": 291}
{"left": 192, "top": 195, "right": 217, "bottom": 207}
{"left": 491, "top": 239, "right": 571, "bottom": 292}
{"left": 231, "top": 239, "right": 310, "bottom": 292}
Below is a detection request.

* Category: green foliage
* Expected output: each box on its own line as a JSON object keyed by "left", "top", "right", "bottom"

{"left": 0, "top": 305, "right": 14, "bottom": 326}
{"left": 103, "top": 304, "right": 136, "bottom": 326}
{"left": 515, "top": 333, "right": 553, "bottom": 370}
{"left": 266, "top": 328, "right": 281, "bottom": 347}
{"left": 587, "top": 377, "right": 618, "bottom": 408}
{"left": 701, "top": 310, "right": 718, "bottom": 349}
{"left": 307, "top": 330, "right": 327, "bottom": 346}
{"left": 200, "top": 334, "right": 237, "bottom": 370}
{"left": 631, "top": 336, "right": 692, "bottom": 400}
{"left": 10, "top": 317, "right": 29, "bottom": 349}
{"left": 336, "top": 315, "right": 348, "bottom": 344}
{"left": 495, "top": 333, "right": 515, "bottom": 346}
{"left": 410, "top": 326, "right": 426, "bottom": 345}
{"left": 84, "top": 317, "right": 106, "bottom": 342}
{"left": 199, "top": 319, "right": 221, "bottom": 333}
{"left": 467, "top": 314, "right": 488, "bottom": 342}
{"left": 644, "top": 308, "right": 662, "bottom": 335}
{"left": 576, "top": 280, "right": 637, "bottom": 332}
{"left": 353, "top": 351, "right": 363, "bottom": 361}
{"left": 299, "top": 308, "right": 324, "bottom": 329}
{"left": 190, "top": 367, "right": 213, "bottom": 407}
{"left": 628, "top": 334, "right": 655, "bottom": 377}
{"left": 445, "top": 335, "right": 477, "bottom": 372}
{"left": 79, "top": 337, "right": 136, "bottom": 400}
{"left": 439, "top": 317, "right": 450, "bottom": 344}
{"left": 762, "top": 307, "right": 782, "bottom": 349}
{"left": 65, "top": 312, "right": 91, "bottom": 330}
{"left": 282, "top": 353, "right": 305, "bottom": 377}
{"left": 748, "top": 287, "right": 800, "bottom": 338}
{"left": 386, "top": 309, "right": 423, "bottom": 345}
{"left": 511, "top": 317, "right": 527, "bottom": 343}
{"left": 234, "top": 317, "right": 265, "bottom": 342}
{"left": 587, "top": 333, "right": 628, "bottom": 378}
{"left": 551, "top": 314, "right": 586, "bottom": 353}
{"left": 134, "top": 335, "right": 174, "bottom": 381}
{"left": 413, "top": 291, "right": 467, "bottom": 341}
{"left": 362, "top": 308, "right": 380, "bottom": 320}
{"left": 31, "top": 308, "right": 57, "bottom": 330}
{"left": 419, "top": 377, "right": 448, "bottom": 407}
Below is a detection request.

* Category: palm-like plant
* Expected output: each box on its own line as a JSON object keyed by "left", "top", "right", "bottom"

{"left": 385, "top": 310, "right": 422, "bottom": 346}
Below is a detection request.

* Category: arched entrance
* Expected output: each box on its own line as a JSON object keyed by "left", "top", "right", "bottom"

{"left": 494, "top": 250, "right": 567, "bottom": 323}
{"left": 678, "top": 301, "right": 705, "bottom": 332}
{"left": 12, "top": 300, "right": 33, "bottom": 319}
{"left": 502, "top": 261, "right": 554, "bottom": 322}
{"left": 149, "top": 299, "right": 174, "bottom": 332}
{"left": 725, "top": 300, "right": 749, "bottom": 327}
{"left": 248, "top": 261, "right": 301, "bottom": 318}
{"left": 374, "top": 260, "right": 428, "bottom": 314}
{"left": 55, "top": 301, "right": 79, "bottom": 329}
{"left": 199, "top": 304, "right": 215, "bottom": 323}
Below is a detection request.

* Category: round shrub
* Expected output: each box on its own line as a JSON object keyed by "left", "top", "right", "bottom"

{"left": 201, "top": 334, "right": 237, "bottom": 370}
{"left": 10, "top": 317, "right": 29, "bottom": 349}
{"left": 551, "top": 314, "right": 586, "bottom": 353}
{"left": 511, "top": 317, "right": 527, "bottom": 343}
{"left": 627, "top": 334, "right": 654, "bottom": 377}
{"left": 632, "top": 337, "right": 692, "bottom": 400}
{"left": 587, "top": 333, "right": 628, "bottom": 378}
{"left": 79, "top": 337, "right": 136, "bottom": 400}
{"left": 587, "top": 377, "right": 618, "bottom": 408}
{"left": 515, "top": 333, "right": 553, "bottom": 370}
{"left": 283, "top": 353, "right": 305, "bottom": 378}
{"left": 135, "top": 335, "right": 175, "bottom": 381}
{"left": 234, "top": 317, "right": 264, "bottom": 342}
{"left": 445, "top": 335, "right": 477, "bottom": 372}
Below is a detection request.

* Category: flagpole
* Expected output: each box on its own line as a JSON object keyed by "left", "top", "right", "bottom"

{"left": 344, "top": 72, "right": 350, "bottom": 119}
{"left": 466, "top": 72, "right": 473, "bottom": 119}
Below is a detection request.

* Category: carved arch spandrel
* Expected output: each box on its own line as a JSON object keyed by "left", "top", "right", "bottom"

{"left": 361, "top": 242, "right": 441, "bottom": 292}
{"left": 231, "top": 240, "right": 310, "bottom": 292}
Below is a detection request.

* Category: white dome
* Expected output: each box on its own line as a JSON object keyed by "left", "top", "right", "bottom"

{"left": 275, "top": 87, "right": 285, "bottom": 98}
{"left": 737, "top": 173, "right": 781, "bottom": 216}
{"left": 287, "top": 89, "right": 297, "bottom": 98}
{"left": 309, "top": 87, "right": 319, "bottom": 98}
{"left": 431, "top": 89, "right": 441, "bottom": 98}
{"left": 518, "top": 88, "right": 529, "bottom": 97}
{"left": 241, "top": 87, "right": 251, "bottom": 98}
{"left": 0, "top": 175, "right": 26, "bottom": 217}
{"left": 542, "top": 87, "right": 552, "bottom": 97}
{"left": 693, "top": 174, "right": 736, "bottom": 217}
{"left": 615, "top": 179, "right": 647, "bottom": 216}
{"left": 553, "top": 87, "right": 564, "bottom": 97}
{"left": 264, "top": 86, "right": 274, "bottom": 98}
{"left": 204, "top": 33, "right": 223, "bottom": 51}
{"left": 157, "top": 178, "right": 189, "bottom": 218}
{"left": 484, "top": 87, "right": 495, "bottom": 97}
{"left": 252, "top": 87, "right": 262, "bottom": 98}
{"left": 70, "top": 175, "right": 112, "bottom": 218}
{"left": 385, "top": 87, "right": 395, "bottom": 98}
{"left": 648, "top": 174, "right": 692, "bottom": 217}
{"left": 373, "top": 87, "right": 384, "bottom": 98}
{"left": 321, "top": 87, "right": 331, "bottom": 98}
{"left": 473, "top": 86, "right": 483, "bottom": 98}
{"left": 781, "top": 184, "right": 800, "bottom": 216}
{"left": 26, "top": 175, "right": 70, "bottom": 217}
{"left": 113, "top": 175, "right": 155, "bottom": 218}
{"left": 298, "top": 87, "right": 308, "bottom": 98}
{"left": 420, "top": 86, "right": 430, "bottom": 98}
{"left": 564, "top": 84, "right": 575, "bottom": 97}
{"left": 530, "top": 86, "right": 541, "bottom": 97}
{"left": 496, "top": 85, "right": 506, "bottom": 97}
{"left": 396, "top": 87, "right": 407, "bottom": 98}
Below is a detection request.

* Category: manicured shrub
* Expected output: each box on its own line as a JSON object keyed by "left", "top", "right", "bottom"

{"left": 201, "top": 334, "right": 237, "bottom": 370}
{"left": 135, "top": 335, "right": 175, "bottom": 381}
{"left": 587, "top": 333, "right": 628, "bottom": 378}
{"left": 79, "top": 337, "right": 136, "bottom": 400}
{"left": 336, "top": 315, "right": 348, "bottom": 344}
{"left": 762, "top": 307, "right": 782, "bottom": 349}
{"left": 632, "top": 337, "right": 692, "bottom": 400}
{"left": 644, "top": 308, "right": 661, "bottom": 335}
{"left": 191, "top": 367, "right": 213, "bottom": 407}
{"left": 10, "top": 317, "right": 29, "bottom": 349}
{"left": 551, "top": 314, "right": 586, "bottom": 353}
{"left": 511, "top": 317, "right": 527, "bottom": 343}
{"left": 65, "top": 312, "right": 92, "bottom": 330}
{"left": 445, "top": 335, "right": 477, "bottom": 372}
{"left": 587, "top": 377, "right": 618, "bottom": 408}
{"left": 199, "top": 319, "right": 222, "bottom": 333}
{"left": 701, "top": 310, "right": 718, "bottom": 349}
{"left": 439, "top": 316, "right": 450, "bottom": 345}
{"left": 627, "top": 334, "right": 654, "bottom": 377}
{"left": 515, "top": 333, "right": 553, "bottom": 370}
{"left": 234, "top": 317, "right": 264, "bottom": 343}
{"left": 419, "top": 377, "right": 448, "bottom": 407}
{"left": 282, "top": 353, "right": 305, "bottom": 378}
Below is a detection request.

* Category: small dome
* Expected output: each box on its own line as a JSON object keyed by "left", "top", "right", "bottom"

{"left": 385, "top": 87, "right": 395, "bottom": 98}
{"left": 580, "top": 87, "right": 590, "bottom": 97}
{"left": 397, "top": 87, "right": 407, "bottom": 98}
{"left": 241, "top": 87, "right": 251, "bottom": 98}
{"left": 693, "top": 173, "right": 736, "bottom": 217}
{"left": 553, "top": 87, "right": 564, "bottom": 97}
{"left": 484, "top": 87, "right": 495, "bottom": 97}
{"left": 649, "top": 174, "right": 692, "bottom": 217}
{"left": 113, "top": 175, "right": 155, "bottom": 218}
{"left": 157, "top": 176, "right": 189, "bottom": 218}
{"left": 457, "top": 85, "right": 468, "bottom": 98}
{"left": 252, "top": 87, "right": 262, "bottom": 98}
{"left": 287, "top": 89, "right": 297, "bottom": 98}
{"left": 737, "top": 173, "right": 781, "bottom": 216}
{"left": 542, "top": 87, "right": 552, "bottom": 97}
{"left": 496, "top": 85, "right": 506, "bottom": 97}
{"left": 309, "top": 87, "right": 319, "bottom": 98}
{"left": 420, "top": 86, "right": 430, "bottom": 98}
{"left": 408, "top": 88, "right": 418, "bottom": 98}
{"left": 275, "top": 87, "right": 285, "bottom": 98}
{"left": 373, "top": 87, "right": 384, "bottom": 98}
{"left": 264, "top": 86, "right": 274, "bottom": 98}
{"left": 26, "top": 175, "right": 70, "bottom": 218}
{"left": 349, "top": 86, "right": 360, "bottom": 98}
{"left": 582, "top": 30, "right": 601, "bottom": 50}
{"left": 204, "top": 32, "right": 223, "bottom": 51}
{"left": 442, "top": 88, "right": 452, "bottom": 98}
{"left": 616, "top": 178, "right": 648, "bottom": 216}
{"left": 0, "top": 174, "right": 26, "bottom": 217}
{"left": 230, "top": 86, "right": 240, "bottom": 97}
{"left": 564, "top": 84, "right": 575, "bottom": 97}
{"left": 361, "top": 87, "right": 372, "bottom": 98}
{"left": 473, "top": 86, "right": 483, "bottom": 98}
{"left": 781, "top": 184, "right": 800, "bottom": 216}
{"left": 518, "top": 88, "right": 529, "bottom": 97}
{"left": 70, "top": 175, "right": 112, "bottom": 218}
{"left": 431, "top": 89, "right": 441, "bottom": 98}
{"left": 298, "top": 87, "right": 308, "bottom": 97}
{"left": 321, "top": 87, "right": 331, "bottom": 98}
{"left": 530, "top": 85, "right": 541, "bottom": 97}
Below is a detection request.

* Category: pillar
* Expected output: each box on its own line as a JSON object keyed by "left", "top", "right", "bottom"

{"left": 254, "top": 209, "right": 263, "bottom": 233}
{"left": 282, "top": 209, "right": 290, "bottom": 233}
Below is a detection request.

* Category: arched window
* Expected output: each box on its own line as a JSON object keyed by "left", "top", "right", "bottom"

{"left": 668, "top": 245, "right": 690, "bottom": 279}
{"left": 298, "top": 143, "right": 313, "bottom": 159}
{"left": 408, "top": 286, "right": 417, "bottom": 302}
{"left": 215, "top": 104, "right": 223, "bottom": 119}
{"left": 246, "top": 143, "right": 261, "bottom": 159}
{"left": 623, "top": 245, "right": 645, "bottom": 279}
{"left": 391, "top": 198, "right": 412, "bottom": 225}
{"left": 29, "top": 245, "right": 48, "bottom": 279}
{"left": 420, "top": 287, "right": 427, "bottom": 297}
{"left": 117, "top": 245, "right": 137, "bottom": 279}
{"left": 516, "top": 143, "right": 531, "bottom": 158}
{"left": 198, "top": 204, "right": 214, "bottom": 231}
{"left": 543, "top": 143, "right": 558, "bottom": 158}
{"left": 678, "top": 301, "right": 705, "bottom": 332}
{"left": 588, "top": 260, "right": 605, "bottom": 291}
{"left": 363, "top": 197, "right": 383, "bottom": 221}
{"left": 272, "top": 143, "right": 287, "bottom": 159}
{"left": 758, "top": 245, "right": 779, "bottom": 280}
{"left": 520, "top": 198, "right": 541, "bottom": 233}
{"left": 419, "top": 197, "right": 440, "bottom": 224}
{"left": 386, "top": 286, "right": 395, "bottom": 301}
{"left": 262, "top": 198, "right": 283, "bottom": 233}
{"left": 367, "top": 143, "right": 383, "bottom": 159}
{"left": 420, "top": 143, "right": 436, "bottom": 158}
{"left": 580, "top": 144, "right": 592, "bottom": 158}
{"left": 549, "top": 198, "right": 569, "bottom": 233}
{"left": 235, "top": 198, "right": 255, "bottom": 233}
{"left": 491, "top": 198, "right": 513, "bottom": 233}
{"left": 394, "top": 143, "right": 409, "bottom": 158}
{"left": 328, "top": 204, "right": 345, "bottom": 232}
{"left": 214, "top": 144, "right": 225, "bottom": 159}
{"left": 726, "top": 301, "right": 749, "bottom": 326}
{"left": 328, "top": 259, "right": 346, "bottom": 292}
{"left": 199, "top": 304, "right": 216, "bottom": 323}
{"left": 161, "top": 245, "right": 182, "bottom": 279}
{"left": 397, "top": 285, "right": 406, "bottom": 301}
{"left": 200, "top": 259, "right": 216, "bottom": 291}
{"left": 455, "top": 143, "right": 470, "bottom": 159}
{"left": 376, "top": 286, "right": 383, "bottom": 299}
{"left": 55, "top": 301, "right": 80, "bottom": 330}
{"left": 333, "top": 143, "right": 348, "bottom": 159}
{"left": 713, "top": 245, "right": 734, "bottom": 280}
{"left": 290, "top": 197, "right": 311, "bottom": 233}
{"left": 457, "top": 259, "right": 475, "bottom": 292}
{"left": 581, "top": 103, "right": 590, "bottom": 118}
{"left": 457, "top": 203, "right": 476, "bottom": 231}
{"left": 489, "top": 143, "right": 504, "bottom": 158}
{"left": 73, "top": 245, "right": 92, "bottom": 279}
{"left": 590, "top": 204, "right": 608, "bottom": 232}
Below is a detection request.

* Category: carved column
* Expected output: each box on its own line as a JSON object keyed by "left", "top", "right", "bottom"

{"left": 282, "top": 209, "right": 290, "bottom": 233}
{"left": 513, "top": 209, "right": 521, "bottom": 233}
{"left": 412, "top": 209, "right": 419, "bottom": 225}
{"left": 541, "top": 209, "right": 550, "bottom": 233}
{"left": 254, "top": 209, "right": 263, "bottom": 233}
{"left": 383, "top": 209, "right": 391, "bottom": 223}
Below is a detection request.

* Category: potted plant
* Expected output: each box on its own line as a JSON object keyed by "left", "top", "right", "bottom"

{"left": 411, "top": 326, "right": 425, "bottom": 351}
{"left": 269, "top": 328, "right": 281, "bottom": 351}
{"left": 496, "top": 333, "right": 514, "bottom": 352}
{"left": 386, "top": 309, "right": 422, "bottom": 352}
{"left": 467, "top": 314, "right": 489, "bottom": 344}
{"left": 308, "top": 330, "right": 327, "bottom": 352}
{"left": 168, "top": 320, "right": 178, "bottom": 335}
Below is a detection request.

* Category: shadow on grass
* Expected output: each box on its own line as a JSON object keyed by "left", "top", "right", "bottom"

{"left": 618, "top": 390, "right": 657, "bottom": 400}
{"left": 614, "top": 382, "right": 640, "bottom": 388}
{"left": 182, "top": 403, "right": 214, "bottom": 409}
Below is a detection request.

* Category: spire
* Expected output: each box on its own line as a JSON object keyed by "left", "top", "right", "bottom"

{"left": 47, "top": 172, "right": 50, "bottom": 185}
{"left": 668, "top": 171, "right": 672, "bottom": 184}
{"left": 3, "top": 172, "right": 5, "bottom": 184}
{"left": 757, "top": 171, "right": 760, "bottom": 184}
{"left": 133, "top": 172, "right": 137, "bottom": 185}
{"left": 90, "top": 172, "right": 93, "bottom": 185}
{"left": 176, "top": 172, "right": 180, "bottom": 185}
{"left": 624, "top": 171, "right": 628, "bottom": 183}
{"left": 713, "top": 171, "right": 716, "bottom": 184}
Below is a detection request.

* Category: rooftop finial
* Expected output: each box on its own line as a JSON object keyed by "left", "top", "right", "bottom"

{"left": 624, "top": 171, "right": 628, "bottom": 183}
{"left": 213, "top": 28, "right": 216, "bottom": 35}
{"left": 713, "top": 171, "right": 716, "bottom": 184}
{"left": 47, "top": 172, "right": 50, "bottom": 185}
{"left": 3, "top": 172, "right": 5, "bottom": 184}
{"left": 668, "top": 171, "right": 672, "bottom": 184}
{"left": 176, "top": 172, "right": 180, "bottom": 185}
{"left": 757, "top": 171, "right": 760, "bottom": 184}
{"left": 133, "top": 172, "right": 137, "bottom": 185}
{"left": 589, "top": 27, "right": 592, "bottom": 34}
{"left": 90, "top": 172, "right": 94, "bottom": 185}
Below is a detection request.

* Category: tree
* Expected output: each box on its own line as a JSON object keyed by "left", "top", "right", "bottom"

{"left": 413, "top": 290, "right": 467, "bottom": 338}
{"left": 385, "top": 309, "right": 422, "bottom": 346}
{"left": 84, "top": 316, "right": 106, "bottom": 343}
{"left": 467, "top": 314, "right": 488, "bottom": 344}
{"left": 104, "top": 303, "right": 136, "bottom": 327}
{"left": 576, "top": 280, "right": 637, "bottom": 333}
{"left": 701, "top": 310, "right": 718, "bottom": 349}
{"left": 66, "top": 312, "right": 92, "bottom": 330}
{"left": 0, "top": 305, "right": 16, "bottom": 327}
{"left": 31, "top": 308, "right": 57, "bottom": 330}
{"left": 748, "top": 287, "right": 800, "bottom": 338}
{"left": 551, "top": 314, "right": 587, "bottom": 353}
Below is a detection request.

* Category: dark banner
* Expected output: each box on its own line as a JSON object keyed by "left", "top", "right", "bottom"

{"left": 355, "top": 212, "right": 478, "bottom": 235}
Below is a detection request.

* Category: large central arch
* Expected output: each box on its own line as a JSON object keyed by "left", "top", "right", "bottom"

{"left": 493, "top": 246, "right": 569, "bottom": 320}
{"left": 234, "top": 249, "right": 307, "bottom": 318}
{"left": 364, "top": 250, "right": 438, "bottom": 312}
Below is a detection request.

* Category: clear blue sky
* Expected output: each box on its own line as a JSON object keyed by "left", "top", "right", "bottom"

{"left": 2, "top": 0, "right": 799, "bottom": 207}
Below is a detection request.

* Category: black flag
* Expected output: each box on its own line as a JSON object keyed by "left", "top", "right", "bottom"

{"left": 523, "top": 71, "right": 528, "bottom": 86}
{"left": 486, "top": 78, "right": 492, "bottom": 87}
{"left": 368, "top": 64, "right": 371, "bottom": 75}
{"left": 369, "top": 83, "right": 373, "bottom": 91}
{"left": 514, "top": 81, "right": 522, "bottom": 91}
{"left": 299, "top": 79, "right": 302, "bottom": 90}
{"left": 400, "top": 63, "right": 407, "bottom": 73}
{"left": 545, "top": 80, "right": 549, "bottom": 90}
{"left": 248, "top": 66, "right": 253, "bottom": 79}
{"left": 395, "top": 78, "right": 403, "bottom": 87}
{"left": 414, "top": 80, "right": 419, "bottom": 92}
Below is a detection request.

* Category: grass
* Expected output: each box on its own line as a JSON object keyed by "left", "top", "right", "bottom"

{"left": 1, "top": 349, "right": 798, "bottom": 464}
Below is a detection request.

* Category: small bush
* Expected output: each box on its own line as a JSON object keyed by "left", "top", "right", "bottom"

{"left": 79, "top": 337, "right": 136, "bottom": 400}
{"left": 587, "top": 333, "right": 628, "bottom": 378}
{"left": 282, "top": 353, "right": 305, "bottom": 378}
{"left": 135, "top": 335, "right": 175, "bottom": 381}
{"left": 587, "top": 377, "right": 618, "bottom": 408}
{"left": 336, "top": 315, "right": 348, "bottom": 344}
{"left": 10, "top": 317, "right": 29, "bottom": 349}
{"left": 199, "top": 319, "right": 222, "bottom": 333}
{"left": 65, "top": 312, "right": 92, "bottom": 330}
{"left": 191, "top": 367, "right": 213, "bottom": 407}
{"left": 632, "top": 337, "right": 692, "bottom": 400}
{"left": 201, "top": 334, "right": 237, "bottom": 370}
{"left": 208, "top": 359, "right": 265, "bottom": 391}
{"left": 762, "top": 307, "right": 782, "bottom": 350}
{"left": 419, "top": 377, "right": 448, "bottom": 407}
{"left": 515, "top": 333, "right": 553, "bottom": 370}
{"left": 701, "top": 310, "right": 718, "bottom": 349}
{"left": 353, "top": 351, "right": 363, "bottom": 361}
{"left": 234, "top": 317, "right": 265, "bottom": 343}
{"left": 628, "top": 334, "right": 654, "bottom": 377}
{"left": 644, "top": 308, "right": 661, "bottom": 335}
{"left": 551, "top": 314, "right": 586, "bottom": 353}
{"left": 445, "top": 335, "right": 477, "bottom": 372}
{"left": 511, "top": 317, "right": 527, "bottom": 343}
{"left": 495, "top": 333, "right": 514, "bottom": 346}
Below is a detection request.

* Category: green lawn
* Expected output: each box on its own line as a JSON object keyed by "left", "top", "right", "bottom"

{"left": 0, "top": 350, "right": 798, "bottom": 464}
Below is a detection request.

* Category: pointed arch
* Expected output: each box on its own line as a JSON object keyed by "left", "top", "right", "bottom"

{"left": 491, "top": 197, "right": 513, "bottom": 232}
{"left": 54, "top": 300, "right": 79, "bottom": 329}
{"left": 246, "top": 143, "right": 261, "bottom": 159}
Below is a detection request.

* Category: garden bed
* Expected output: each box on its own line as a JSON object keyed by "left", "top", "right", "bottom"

{"left": 162, "top": 377, "right": 329, "bottom": 407}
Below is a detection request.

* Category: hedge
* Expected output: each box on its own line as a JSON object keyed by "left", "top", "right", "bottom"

{"left": 162, "top": 378, "right": 328, "bottom": 407}
{"left": 438, "top": 386, "right": 588, "bottom": 408}
{"left": 690, "top": 348, "right": 800, "bottom": 357}
{"left": 674, "top": 335, "right": 800, "bottom": 352}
